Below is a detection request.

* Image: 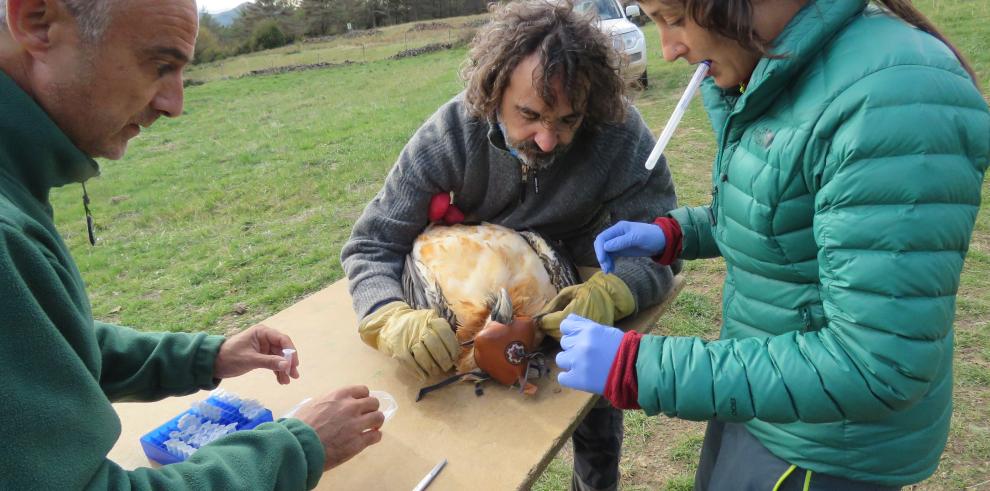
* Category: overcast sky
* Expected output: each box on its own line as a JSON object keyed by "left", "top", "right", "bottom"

{"left": 198, "top": 0, "right": 253, "bottom": 14}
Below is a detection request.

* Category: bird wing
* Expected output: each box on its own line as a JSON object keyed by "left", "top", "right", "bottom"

{"left": 518, "top": 230, "right": 580, "bottom": 292}
{"left": 401, "top": 253, "right": 456, "bottom": 328}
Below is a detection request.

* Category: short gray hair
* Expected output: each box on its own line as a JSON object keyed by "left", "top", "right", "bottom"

{"left": 1, "top": 0, "right": 118, "bottom": 41}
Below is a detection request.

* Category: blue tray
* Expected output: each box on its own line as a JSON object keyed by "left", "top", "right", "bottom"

{"left": 140, "top": 395, "right": 273, "bottom": 465}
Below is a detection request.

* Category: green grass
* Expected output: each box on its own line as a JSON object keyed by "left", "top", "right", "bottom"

{"left": 185, "top": 14, "right": 487, "bottom": 83}
{"left": 61, "top": 49, "right": 468, "bottom": 333}
{"left": 47, "top": 3, "right": 990, "bottom": 489}
{"left": 668, "top": 434, "right": 704, "bottom": 465}
{"left": 532, "top": 458, "right": 573, "bottom": 491}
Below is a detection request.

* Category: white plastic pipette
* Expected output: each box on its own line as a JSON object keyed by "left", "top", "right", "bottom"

{"left": 645, "top": 61, "right": 711, "bottom": 170}
{"left": 281, "top": 397, "right": 313, "bottom": 419}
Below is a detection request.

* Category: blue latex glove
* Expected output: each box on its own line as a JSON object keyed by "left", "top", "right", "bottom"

{"left": 594, "top": 221, "right": 666, "bottom": 273}
{"left": 555, "top": 314, "right": 624, "bottom": 394}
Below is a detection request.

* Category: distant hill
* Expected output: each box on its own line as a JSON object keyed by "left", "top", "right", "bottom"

{"left": 214, "top": 3, "right": 250, "bottom": 27}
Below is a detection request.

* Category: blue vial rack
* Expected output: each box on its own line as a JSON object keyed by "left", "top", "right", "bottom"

{"left": 140, "top": 394, "right": 273, "bottom": 465}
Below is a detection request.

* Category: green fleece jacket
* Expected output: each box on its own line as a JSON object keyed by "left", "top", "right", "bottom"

{"left": 0, "top": 71, "right": 324, "bottom": 489}
{"left": 636, "top": 0, "right": 990, "bottom": 486}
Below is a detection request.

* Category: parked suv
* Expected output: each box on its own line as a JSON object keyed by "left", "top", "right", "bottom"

{"left": 574, "top": 0, "right": 649, "bottom": 87}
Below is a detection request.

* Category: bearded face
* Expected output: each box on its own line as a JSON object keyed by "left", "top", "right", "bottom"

{"left": 495, "top": 53, "right": 585, "bottom": 170}
{"left": 502, "top": 126, "right": 574, "bottom": 169}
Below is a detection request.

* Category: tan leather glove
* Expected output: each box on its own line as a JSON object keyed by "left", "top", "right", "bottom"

{"left": 538, "top": 272, "right": 636, "bottom": 340}
{"left": 358, "top": 301, "right": 459, "bottom": 380}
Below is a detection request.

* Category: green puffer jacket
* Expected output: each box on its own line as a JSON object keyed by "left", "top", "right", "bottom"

{"left": 635, "top": 0, "right": 989, "bottom": 486}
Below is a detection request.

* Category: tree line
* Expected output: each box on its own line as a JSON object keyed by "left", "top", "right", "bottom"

{"left": 195, "top": 0, "right": 490, "bottom": 63}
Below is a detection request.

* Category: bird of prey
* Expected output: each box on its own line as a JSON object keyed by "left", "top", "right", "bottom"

{"left": 402, "top": 222, "right": 578, "bottom": 395}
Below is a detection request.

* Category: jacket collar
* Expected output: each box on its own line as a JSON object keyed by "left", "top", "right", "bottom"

{"left": 486, "top": 116, "right": 512, "bottom": 153}
{"left": 0, "top": 70, "right": 100, "bottom": 202}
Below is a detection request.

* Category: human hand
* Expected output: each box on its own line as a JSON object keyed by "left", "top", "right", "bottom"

{"left": 538, "top": 272, "right": 635, "bottom": 340}
{"left": 357, "top": 301, "right": 459, "bottom": 380}
{"left": 555, "top": 314, "right": 624, "bottom": 394}
{"left": 293, "top": 385, "right": 385, "bottom": 471}
{"left": 213, "top": 323, "right": 299, "bottom": 384}
{"left": 594, "top": 221, "right": 666, "bottom": 273}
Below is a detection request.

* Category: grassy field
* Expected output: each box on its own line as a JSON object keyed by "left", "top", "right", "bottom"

{"left": 51, "top": 2, "right": 989, "bottom": 489}
{"left": 185, "top": 14, "right": 488, "bottom": 83}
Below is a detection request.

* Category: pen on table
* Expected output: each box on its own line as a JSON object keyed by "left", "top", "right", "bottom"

{"left": 412, "top": 458, "right": 447, "bottom": 491}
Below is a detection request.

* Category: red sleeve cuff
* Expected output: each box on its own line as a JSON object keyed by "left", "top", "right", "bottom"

{"left": 652, "top": 217, "right": 683, "bottom": 266}
{"left": 603, "top": 331, "right": 643, "bottom": 410}
{"left": 428, "top": 193, "right": 464, "bottom": 225}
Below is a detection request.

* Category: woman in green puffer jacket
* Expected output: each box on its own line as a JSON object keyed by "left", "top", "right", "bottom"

{"left": 553, "top": 0, "right": 990, "bottom": 489}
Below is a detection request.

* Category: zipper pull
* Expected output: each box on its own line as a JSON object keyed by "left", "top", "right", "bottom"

{"left": 800, "top": 307, "right": 812, "bottom": 332}
{"left": 82, "top": 182, "right": 96, "bottom": 246}
{"left": 519, "top": 163, "right": 531, "bottom": 204}
{"left": 534, "top": 170, "right": 540, "bottom": 195}
{"left": 709, "top": 186, "right": 719, "bottom": 226}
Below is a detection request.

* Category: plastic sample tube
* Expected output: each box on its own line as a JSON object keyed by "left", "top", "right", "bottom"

{"left": 192, "top": 401, "right": 222, "bottom": 421}
{"left": 282, "top": 348, "right": 296, "bottom": 375}
{"left": 238, "top": 399, "right": 265, "bottom": 420}
{"left": 645, "top": 61, "right": 711, "bottom": 170}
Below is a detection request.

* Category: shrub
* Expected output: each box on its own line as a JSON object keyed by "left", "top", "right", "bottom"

{"left": 193, "top": 25, "right": 227, "bottom": 64}
{"left": 251, "top": 19, "right": 290, "bottom": 51}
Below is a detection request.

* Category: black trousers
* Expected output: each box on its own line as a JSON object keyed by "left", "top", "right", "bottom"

{"left": 695, "top": 421, "right": 902, "bottom": 491}
{"left": 570, "top": 398, "right": 623, "bottom": 491}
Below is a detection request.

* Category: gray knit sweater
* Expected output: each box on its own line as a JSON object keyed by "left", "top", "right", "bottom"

{"left": 341, "top": 93, "right": 679, "bottom": 320}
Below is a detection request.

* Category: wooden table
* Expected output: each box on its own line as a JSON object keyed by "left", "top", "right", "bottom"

{"left": 109, "top": 274, "right": 684, "bottom": 490}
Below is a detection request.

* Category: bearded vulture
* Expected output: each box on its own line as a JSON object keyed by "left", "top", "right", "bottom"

{"left": 402, "top": 222, "right": 578, "bottom": 395}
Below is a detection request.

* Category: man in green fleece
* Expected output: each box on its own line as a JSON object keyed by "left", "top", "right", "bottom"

{"left": 0, "top": 0, "right": 382, "bottom": 489}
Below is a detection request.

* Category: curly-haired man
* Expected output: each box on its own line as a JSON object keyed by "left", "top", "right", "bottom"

{"left": 342, "top": 1, "right": 679, "bottom": 488}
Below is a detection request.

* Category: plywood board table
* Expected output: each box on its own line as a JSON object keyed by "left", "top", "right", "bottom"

{"left": 110, "top": 273, "right": 684, "bottom": 490}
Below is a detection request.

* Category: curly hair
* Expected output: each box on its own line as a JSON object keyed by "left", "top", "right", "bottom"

{"left": 461, "top": 0, "right": 627, "bottom": 130}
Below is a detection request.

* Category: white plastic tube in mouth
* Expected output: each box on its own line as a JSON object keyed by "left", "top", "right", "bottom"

{"left": 645, "top": 61, "right": 711, "bottom": 170}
